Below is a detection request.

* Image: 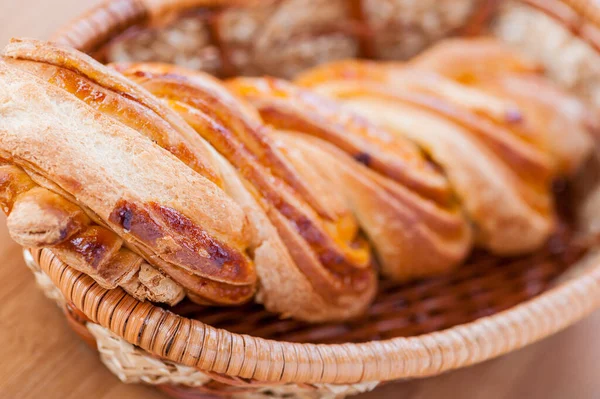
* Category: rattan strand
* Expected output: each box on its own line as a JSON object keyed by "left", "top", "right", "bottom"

{"left": 23, "top": 250, "right": 380, "bottom": 397}
{"left": 30, "top": 246, "right": 600, "bottom": 385}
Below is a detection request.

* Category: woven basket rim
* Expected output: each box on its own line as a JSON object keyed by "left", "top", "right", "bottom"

{"left": 32, "top": 247, "right": 600, "bottom": 384}
{"left": 29, "top": 0, "right": 600, "bottom": 387}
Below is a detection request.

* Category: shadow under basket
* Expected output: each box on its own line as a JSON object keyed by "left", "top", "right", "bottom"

{"left": 18, "top": 0, "right": 600, "bottom": 398}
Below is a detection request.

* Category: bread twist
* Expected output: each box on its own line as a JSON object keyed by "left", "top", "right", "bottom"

{"left": 0, "top": 38, "right": 593, "bottom": 321}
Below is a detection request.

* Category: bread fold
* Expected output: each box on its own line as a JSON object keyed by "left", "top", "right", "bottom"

{"left": 0, "top": 161, "right": 184, "bottom": 305}
{"left": 227, "top": 77, "right": 473, "bottom": 279}
{"left": 292, "top": 41, "right": 594, "bottom": 254}
{"left": 114, "top": 62, "right": 377, "bottom": 321}
{"left": 0, "top": 44, "right": 256, "bottom": 306}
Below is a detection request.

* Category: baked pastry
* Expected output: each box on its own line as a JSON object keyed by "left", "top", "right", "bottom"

{"left": 113, "top": 62, "right": 378, "bottom": 321}
{"left": 0, "top": 161, "right": 186, "bottom": 305}
{"left": 224, "top": 77, "right": 472, "bottom": 281}
{"left": 232, "top": 39, "right": 594, "bottom": 256}
{"left": 0, "top": 39, "right": 257, "bottom": 307}
{"left": 113, "top": 62, "right": 471, "bottom": 286}
{"left": 0, "top": 38, "right": 376, "bottom": 322}
{"left": 0, "top": 37, "right": 593, "bottom": 322}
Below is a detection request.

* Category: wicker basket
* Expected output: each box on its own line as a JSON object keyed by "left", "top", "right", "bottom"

{"left": 16, "top": 0, "right": 600, "bottom": 398}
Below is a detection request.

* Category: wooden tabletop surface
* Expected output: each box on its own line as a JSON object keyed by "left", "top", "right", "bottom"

{"left": 1, "top": 1, "right": 599, "bottom": 398}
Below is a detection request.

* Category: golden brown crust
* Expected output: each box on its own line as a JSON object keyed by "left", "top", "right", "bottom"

{"left": 409, "top": 37, "right": 542, "bottom": 81}
{"left": 298, "top": 61, "right": 554, "bottom": 181}
{"left": 226, "top": 77, "right": 474, "bottom": 279}
{"left": 292, "top": 45, "right": 590, "bottom": 255}
{"left": 115, "top": 62, "right": 377, "bottom": 321}
{"left": 3, "top": 38, "right": 223, "bottom": 187}
{"left": 0, "top": 49, "right": 256, "bottom": 305}
{"left": 7, "top": 186, "right": 89, "bottom": 248}
{"left": 476, "top": 74, "right": 595, "bottom": 175}
{"left": 0, "top": 161, "right": 184, "bottom": 304}
{"left": 273, "top": 131, "right": 472, "bottom": 281}
{"left": 0, "top": 163, "right": 37, "bottom": 214}
{"left": 115, "top": 66, "right": 369, "bottom": 272}
{"left": 227, "top": 77, "right": 453, "bottom": 205}
{"left": 111, "top": 62, "right": 334, "bottom": 219}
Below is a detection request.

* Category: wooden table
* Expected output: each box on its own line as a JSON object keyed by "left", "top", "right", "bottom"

{"left": 1, "top": 2, "right": 599, "bottom": 398}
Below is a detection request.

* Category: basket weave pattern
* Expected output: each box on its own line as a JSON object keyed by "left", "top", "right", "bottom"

{"left": 14, "top": 0, "right": 600, "bottom": 398}
{"left": 25, "top": 234, "right": 600, "bottom": 388}
{"left": 24, "top": 251, "right": 379, "bottom": 397}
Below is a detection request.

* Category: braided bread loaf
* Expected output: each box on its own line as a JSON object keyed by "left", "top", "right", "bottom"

{"left": 0, "top": 37, "right": 593, "bottom": 322}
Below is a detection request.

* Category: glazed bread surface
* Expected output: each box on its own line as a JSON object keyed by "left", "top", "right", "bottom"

{"left": 0, "top": 47, "right": 257, "bottom": 306}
